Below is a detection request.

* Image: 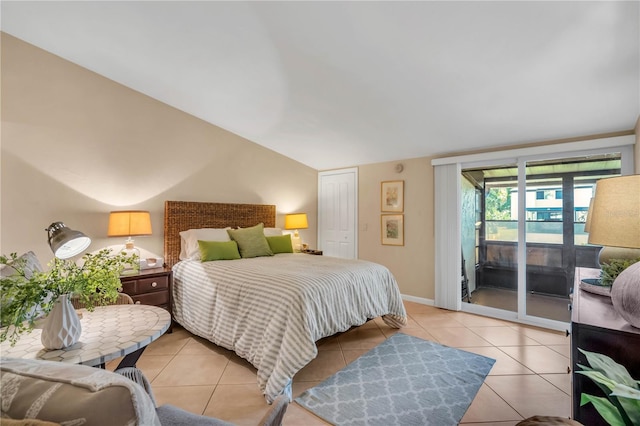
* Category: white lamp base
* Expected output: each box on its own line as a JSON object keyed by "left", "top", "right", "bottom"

{"left": 289, "top": 230, "right": 303, "bottom": 252}
{"left": 291, "top": 236, "right": 302, "bottom": 252}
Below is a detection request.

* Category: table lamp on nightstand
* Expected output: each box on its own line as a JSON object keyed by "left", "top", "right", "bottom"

{"left": 285, "top": 213, "right": 308, "bottom": 252}
{"left": 587, "top": 174, "right": 640, "bottom": 328}
{"left": 108, "top": 210, "right": 152, "bottom": 274}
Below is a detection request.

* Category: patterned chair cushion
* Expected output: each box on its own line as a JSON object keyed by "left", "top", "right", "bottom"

{"left": 0, "top": 358, "right": 160, "bottom": 425}
{"left": 0, "top": 419, "right": 60, "bottom": 426}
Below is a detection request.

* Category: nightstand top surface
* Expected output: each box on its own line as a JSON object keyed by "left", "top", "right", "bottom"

{"left": 120, "top": 267, "right": 172, "bottom": 279}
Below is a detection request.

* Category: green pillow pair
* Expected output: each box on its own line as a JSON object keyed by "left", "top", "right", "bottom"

{"left": 199, "top": 224, "right": 294, "bottom": 261}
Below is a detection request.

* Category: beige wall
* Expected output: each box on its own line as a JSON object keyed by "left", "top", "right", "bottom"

{"left": 355, "top": 127, "right": 639, "bottom": 301}
{"left": 356, "top": 158, "right": 435, "bottom": 300}
{"left": 1, "top": 33, "right": 318, "bottom": 264}
{"left": 2, "top": 33, "right": 637, "bottom": 303}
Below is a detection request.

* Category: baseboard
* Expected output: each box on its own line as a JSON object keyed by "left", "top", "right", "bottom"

{"left": 401, "top": 294, "right": 435, "bottom": 306}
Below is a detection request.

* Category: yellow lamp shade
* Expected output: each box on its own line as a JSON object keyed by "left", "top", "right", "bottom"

{"left": 284, "top": 213, "right": 308, "bottom": 230}
{"left": 584, "top": 197, "right": 594, "bottom": 234}
{"left": 587, "top": 175, "right": 640, "bottom": 249}
{"left": 108, "top": 211, "right": 152, "bottom": 237}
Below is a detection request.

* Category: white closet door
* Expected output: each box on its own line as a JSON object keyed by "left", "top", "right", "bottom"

{"left": 318, "top": 168, "right": 358, "bottom": 259}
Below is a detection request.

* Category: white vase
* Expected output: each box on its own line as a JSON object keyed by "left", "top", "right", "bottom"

{"left": 41, "top": 294, "right": 82, "bottom": 350}
{"left": 611, "top": 261, "right": 640, "bottom": 329}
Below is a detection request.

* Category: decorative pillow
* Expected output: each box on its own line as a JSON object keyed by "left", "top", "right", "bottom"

{"left": 263, "top": 227, "right": 283, "bottom": 237}
{"left": 266, "top": 235, "right": 293, "bottom": 254}
{"left": 179, "top": 228, "right": 231, "bottom": 260}
{"left": 198, "top": 240, "right": 241, "bottom": 261}
{"left": 0, "top": 251, "right": 43, "bottom": 279}
{"left": 227, "top": 223, "right": 274, "bottom": 258}
{"left": 0, "top": 358, "right": 160, "bottom": 425}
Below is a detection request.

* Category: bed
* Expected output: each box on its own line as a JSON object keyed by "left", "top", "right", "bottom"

{"left": 164, "top": 201, "right": 407, "bottom": 402}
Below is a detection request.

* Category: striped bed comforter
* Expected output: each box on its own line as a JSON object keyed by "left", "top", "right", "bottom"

{"left": 171, "top": 253, "right": 407, "bottom": 402}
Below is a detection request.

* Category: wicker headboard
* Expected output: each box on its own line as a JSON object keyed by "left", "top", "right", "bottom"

{"left": 164, "top": 201, "right": 276, "bottom": 268}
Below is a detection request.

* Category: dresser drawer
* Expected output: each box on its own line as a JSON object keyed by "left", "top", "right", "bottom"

{"left": 121, "top": 275, "right": 169, "bottom": 295}
{"left": 138, "top": 276, "right": 169, "bottom": 293}
{"left": 131, "top": 290, "right": 169, "bottom": 306}
{"left": 120, "top": 280, "right": 136, "bottom": 294}
{"left": 119, "top": 270, "right": 173, "bottom": 328}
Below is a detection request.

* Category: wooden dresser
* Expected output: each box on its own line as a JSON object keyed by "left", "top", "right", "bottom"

{"left": 571, "top": 267, "right": 640, "bottom": 424}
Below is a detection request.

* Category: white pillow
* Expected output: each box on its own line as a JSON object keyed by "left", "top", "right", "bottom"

{"left": 179, "top": 228, "right": 231, "bottom": 260}
{"left": 263, "top": 227, "right": 283, "bottom": 237}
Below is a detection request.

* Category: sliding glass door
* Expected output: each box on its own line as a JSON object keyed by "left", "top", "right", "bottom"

{"left": 461, "top": 163, "right": 519, "bottom": 314}
{"left": 461, "top": 152, "right": 624, "bottom": 326}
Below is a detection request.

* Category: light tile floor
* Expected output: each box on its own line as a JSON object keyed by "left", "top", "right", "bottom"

{"left": 470, "top": 287, "right": 571, "bottom": 323}
{"left": 107, "top": 301, "right": 572, "bottom": 425}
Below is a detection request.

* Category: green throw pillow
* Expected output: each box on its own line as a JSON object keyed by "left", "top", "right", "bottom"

{"left": 226, "top": 223, "right": 274, "bottom": 258}
{"left": 266, "top": 234, "right": 293, "bottom": 254}
{"left": 198, "top": 240, "right": 241, "bottom": 261}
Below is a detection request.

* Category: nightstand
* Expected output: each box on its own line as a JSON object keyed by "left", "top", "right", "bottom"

{"left": 301, "top": 249, "right": 323, "bottom": 255}
{"left": 571, "top": 267, "right": 640, "bottom": 424}
{"left": 119, "top": 268, "right": 172, "bottom": 328}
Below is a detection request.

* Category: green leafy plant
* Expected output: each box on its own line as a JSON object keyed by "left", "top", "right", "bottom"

{"left": 600, "top": 258, "right": 640, "bottom": 286}
{"left": 0, "top": 249, "right": 135, "bottom": 346}
{"left": 577, "top": 348, "right": 640, "bottom": 426}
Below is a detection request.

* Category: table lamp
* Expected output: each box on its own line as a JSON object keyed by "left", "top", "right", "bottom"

{"left": 108, "top": 210, "right": 152, "bottom": 273}
{"left": 46, "top": 222, "right": 91, "bottom": 259}
{"left": 587, "top": 174, "right": 640, "bottom": 328}
{"left": 285, "top": 213, "right": 308, "bottom": 252}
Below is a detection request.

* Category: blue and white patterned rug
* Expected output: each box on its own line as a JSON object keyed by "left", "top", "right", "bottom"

{"left": 295, "top": 333, "right": 495, "bottom": 426}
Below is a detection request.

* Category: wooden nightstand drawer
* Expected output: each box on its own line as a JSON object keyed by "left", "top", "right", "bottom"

{"left": 138, "top": 276, "right": 169, "bottom": 293}
{"left": 120, "top": 275, "right": 168, "bottom": 295}
{"left": 132, "top": 290, "right": 169, "bottom": 307}
{"left": 120, "top": 280, "right": 137, "bottom": 295}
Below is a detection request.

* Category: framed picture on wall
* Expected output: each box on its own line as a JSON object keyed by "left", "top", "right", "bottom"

{"left": 381, "top": 180, "right": 404, "bottom": 212}
{"left": 381, "top": 214, "right": 404, "bottom": 246}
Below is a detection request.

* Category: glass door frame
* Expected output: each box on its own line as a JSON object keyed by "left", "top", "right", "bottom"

{"left": 457, "top": 144, "right": 634, "bottom": 331}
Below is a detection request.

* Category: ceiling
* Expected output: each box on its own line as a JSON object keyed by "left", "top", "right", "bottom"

{"left": 2, "top": 1, "right": 638, "bottom": 170}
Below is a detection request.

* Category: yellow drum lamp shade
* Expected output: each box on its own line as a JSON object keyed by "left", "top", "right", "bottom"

{"left": 108, "top": 211, "right": 152, "bottom": 239}
{"left": 587, "top": 175, "right": 640, "bottom": 251}
{"left": 284, "top": 213, "right": 308, "bottom": 237}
